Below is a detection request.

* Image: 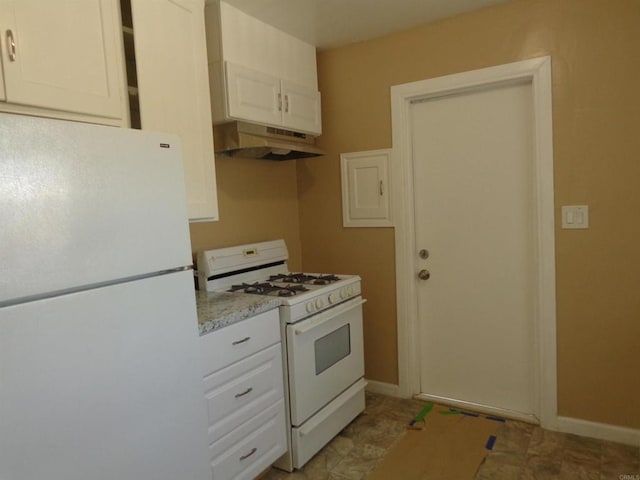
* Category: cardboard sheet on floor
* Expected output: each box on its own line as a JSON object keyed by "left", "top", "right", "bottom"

{"left": 367, "top": 404, "right": 502, "bottom": 480}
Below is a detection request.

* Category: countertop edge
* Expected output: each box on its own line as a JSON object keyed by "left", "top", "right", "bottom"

{"left": 196, "top": 290, "right": 281, "bottom": 335}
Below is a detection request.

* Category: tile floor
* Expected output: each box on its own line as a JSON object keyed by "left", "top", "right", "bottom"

{"left": 262, "top": 392, "right": 640, "bottom": 480}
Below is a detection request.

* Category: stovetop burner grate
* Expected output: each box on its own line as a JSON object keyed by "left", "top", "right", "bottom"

{"left": 228, "top": 282, "right": 310, "bottom": 297}
{"left": 269, "top": 273, "right": 341, "bottom": 285}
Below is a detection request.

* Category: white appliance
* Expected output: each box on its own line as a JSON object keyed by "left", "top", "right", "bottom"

{"left": 197, "top": 240, "right": 367, "bottom": 471}
{"left": 0, "top": 113, "right": 211, "bottom": 480}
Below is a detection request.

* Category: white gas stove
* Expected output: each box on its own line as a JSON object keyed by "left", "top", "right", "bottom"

{"left": 196, "top": 240, "right": 366, "bottom": 471}
{"left": 196, "top": 240, "right": 362, "bottom": 323}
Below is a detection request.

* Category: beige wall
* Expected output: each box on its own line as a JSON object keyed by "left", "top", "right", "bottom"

{"left": 300, "top": 0, "right": 640, "bottom": 429}
{"left": 190, "top": 155, "right": 303, "bottom": 271}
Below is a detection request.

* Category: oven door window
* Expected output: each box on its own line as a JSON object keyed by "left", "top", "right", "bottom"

{"left": 315, "top": 324, "right": 351, "bottom": 375}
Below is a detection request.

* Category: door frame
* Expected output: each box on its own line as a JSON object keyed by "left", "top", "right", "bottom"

{"left": 390, "top": 56, "right": 557, "bottom": 428}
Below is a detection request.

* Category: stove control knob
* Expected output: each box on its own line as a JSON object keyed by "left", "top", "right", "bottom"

{"left": 340, "top": 287, "right": 348, "bottom": 299}
{"left": 306, "top": 302, "right": 315, "bottom": 313}
{"left": 328, "top": 293, "right": 339, "bottom": 304}
{"left": 315, "top": 298, "right": 325, "bottom": 309}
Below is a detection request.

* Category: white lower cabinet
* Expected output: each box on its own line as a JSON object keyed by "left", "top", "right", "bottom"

{"left": 200, "top": 308, "right": 286, "bottom": 479}
{"left": 204, "top": 343, "right": 284, "bottom": 444}
{"left": 209, "top": 400, "right": 286, "bottom": 480}
{"left": 200, "top": 309, "right": 280, "bottom": 375}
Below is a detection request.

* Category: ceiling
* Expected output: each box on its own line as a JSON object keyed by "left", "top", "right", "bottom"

{"left": 221, "top": 0, "right": 513, "bottom": 50}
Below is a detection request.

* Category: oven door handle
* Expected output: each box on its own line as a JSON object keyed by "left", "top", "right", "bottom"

{"left": 294, "top": 297, "right": 366, "bottom": 336}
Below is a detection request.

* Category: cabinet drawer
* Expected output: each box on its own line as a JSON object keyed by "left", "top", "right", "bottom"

{"left": 209, "top": 400, "right": 286, "bottom": 480}
{"left": 200, "top": 308, "right": 279, "bottom": 376}
{"left": 204, "top": 343, "right": 284, "bottom": 444}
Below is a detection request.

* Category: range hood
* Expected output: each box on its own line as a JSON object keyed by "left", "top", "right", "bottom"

{"left": 213, "top": 121, "right": 324, "bottom": 160}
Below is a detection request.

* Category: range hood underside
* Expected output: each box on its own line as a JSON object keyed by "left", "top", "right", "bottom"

{"left": 213, "top": 121, "right": 324, "bottom": 161}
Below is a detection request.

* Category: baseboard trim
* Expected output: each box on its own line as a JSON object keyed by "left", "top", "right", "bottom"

{"left": 365, "top": 380, "right": 401, "bottom": 397}
{"left": 556, "top": 416, "right": 640, "bottom": 447}
{"left": 363, "top": 382, "right": 640, "bottom": 447}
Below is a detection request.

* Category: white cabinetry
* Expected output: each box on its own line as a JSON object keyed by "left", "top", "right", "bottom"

{"left": 281, "top": 79, "right": 322, "bottom": 134}
{"left": 224, "top": 63, "right": 282, "bottom": 129}
{"left": 0, "top": 0, "right": 127, "bottom": 125}
{"left": 205, "top": 1, "right": 322, "bottom": 135}
{"left": 200, "top": 309, "right": 287, "bottom": 480}
{"left": 341, "top": 149, "right": 393, "bottom": 227}
{"left": 129, "top": 0, "right": 219, "bottom": 222}
{"left": 224, "top": 62, "right": 321, "bottom": 135}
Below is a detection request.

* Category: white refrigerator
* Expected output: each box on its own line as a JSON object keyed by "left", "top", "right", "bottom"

{"left": 0, "top": 113, "right": 211, "bottom": 480}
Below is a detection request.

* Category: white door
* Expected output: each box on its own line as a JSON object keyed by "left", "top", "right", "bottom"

{"left": 412, "top": 80, "right": 536, "bottom": 416}
{"left": 0, "top": 0, "right": 124, "bottom": 119}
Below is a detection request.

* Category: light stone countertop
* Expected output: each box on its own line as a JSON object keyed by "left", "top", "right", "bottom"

{"left": 196, "top": 290, "right": 281, "bottom": 336}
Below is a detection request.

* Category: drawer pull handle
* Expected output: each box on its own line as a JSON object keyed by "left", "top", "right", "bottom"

{"left": 239, "top": 447, "right": 257, "bottom": 461}
{"left": 234, "top": 387, "right": 253, "bottom": 398}
{"left": 232, "top": 336, "right": 250, "bottom": 345}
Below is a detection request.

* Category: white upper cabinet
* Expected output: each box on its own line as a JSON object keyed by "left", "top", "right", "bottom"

{"left": 281, "top": 79, "right": 322, "bottom": 134}
{"left": 0, "top": 0, "right": 127, "bottom": 125}
{"left": 205, "top": 1, "right": 322, "bottom": 135}
{"left": 224, "top": 62, "right": 322, "bottom": 134}
{"left": 225, "top": 62, "right": 282, "bottom": 128}
{"left": 129, "top": 0, "right": 219, "bottom": 222}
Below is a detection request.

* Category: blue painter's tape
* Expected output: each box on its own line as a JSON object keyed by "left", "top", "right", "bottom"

{"left": 485, "top": 435, "right": 497, "bottom": 450}
{"left": 485, "top": 416, "right": 506, "bottom": 423}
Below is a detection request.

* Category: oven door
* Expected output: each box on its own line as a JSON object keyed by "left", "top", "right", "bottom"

{"left": 286, "top": 296, "right": 365, "bottom": 426}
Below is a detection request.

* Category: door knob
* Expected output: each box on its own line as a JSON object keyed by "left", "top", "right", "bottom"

{"left": 418, "top": 269, "right": 431, "bottom": 280}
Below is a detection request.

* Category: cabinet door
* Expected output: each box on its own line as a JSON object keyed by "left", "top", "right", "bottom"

{"left": 225, "top": 61, "right": 282, "bottom": 128}
{"left": 0, "top": 0, "right": 124, "bottom": 120}
{"left": 281, "top": 80, "right": 322, "bottom": 135}
{"left": 131, "top": 0, "right": 219, "bottom": 222}
{"left": 340, "top": 149, "right": 392, "bottom": 227}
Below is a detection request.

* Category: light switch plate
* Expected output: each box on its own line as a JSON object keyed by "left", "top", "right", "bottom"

{"left": 562, "top": 205, "right": 589, "bottom": 229}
